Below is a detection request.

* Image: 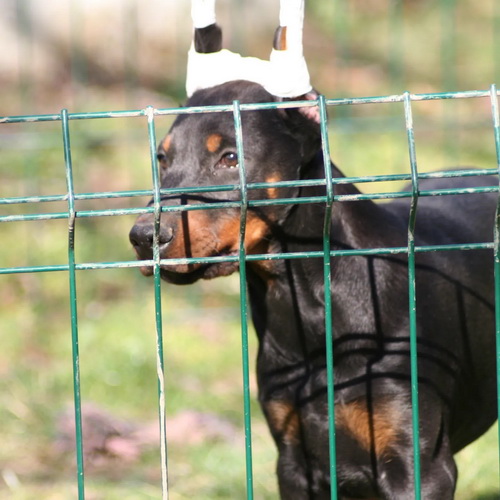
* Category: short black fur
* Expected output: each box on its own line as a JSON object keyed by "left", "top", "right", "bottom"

{"left": 130, "top": 80, "right": 497, "bottom": 499}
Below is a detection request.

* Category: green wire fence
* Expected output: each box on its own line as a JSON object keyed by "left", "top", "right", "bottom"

{"left": 1, "top": 0, "right": 500, "bottom": 498}
{"left": 1, "top": 85, "right": 500, "bottom": 499}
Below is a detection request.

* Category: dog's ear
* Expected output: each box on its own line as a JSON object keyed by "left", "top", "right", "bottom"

{"left": 278, "top": 89, "right": 321, "bottom": 164}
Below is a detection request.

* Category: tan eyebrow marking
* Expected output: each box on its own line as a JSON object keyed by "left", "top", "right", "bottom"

{"left": 161, "top": 135, "right": 172, "bottom": 152}
{"left": 206, "top": 133, "right": 223, "bottom": 153}
{"left": 266, "top": 174, "right": 281, "bottom": 199}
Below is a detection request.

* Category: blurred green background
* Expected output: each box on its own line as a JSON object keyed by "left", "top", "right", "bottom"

{"left": 0, "top": 0, "right": 499, "bottom": 498}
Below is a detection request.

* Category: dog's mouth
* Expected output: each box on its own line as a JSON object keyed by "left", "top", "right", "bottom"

{"left": 131, "top": 208, "right": 272, "bottom": 284}
{"left": 139, "top": 248, "right": 241, "bottom": 285}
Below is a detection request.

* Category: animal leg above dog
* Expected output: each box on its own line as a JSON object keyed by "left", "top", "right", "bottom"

{"left": 186, "top": 0, "right": 270, "bottom": 97}
{"left": 265, "top": 0, "right": 312, "bottom": 98}
{"left": 186, "top": 0, "right": 312, "bottom": 99}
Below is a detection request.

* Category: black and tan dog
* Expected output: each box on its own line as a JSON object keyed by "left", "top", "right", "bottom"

{"left": 129, "top": 24, "right": 498, "bottom": 500}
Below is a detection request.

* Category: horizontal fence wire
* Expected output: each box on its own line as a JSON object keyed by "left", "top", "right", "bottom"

{"left": 0, "top": 167, "right": 499, "bottom": 208}
{"left": 2, "top": 88, "right": 500, "bottom": 125}
{"left": 1, "top": 182, "right": 499, "bottom": 223}
{"left": 1, "top": 85, "right": 500, "bottom": 499}
{"left": 0, "top": 242, "right": 496, "bottom": 276}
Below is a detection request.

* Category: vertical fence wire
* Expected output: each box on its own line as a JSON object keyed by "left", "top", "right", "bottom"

{"left": 403, "top": 92, "right": 422, "bottom": 500}
{"left": 491, "top": 85, "right": 500, "bottom": 484}
{"left": 233, "top": 100, "right": 254, "bottom": 500}
{"left": 61, "top": 108, "right": 86, "bottom": 500}
{"left": 146, "top": 106, "right": 169, "bottom": 499}
{"left": 318, "top": 95, "right": 338, "bottom": 499}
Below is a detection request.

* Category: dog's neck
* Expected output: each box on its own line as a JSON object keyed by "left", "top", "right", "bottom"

{"left": 247, "top": 152, "right": 378, "bottom": 279}
{"left": 246, "top": 152, "right": 406, "bottom": 358}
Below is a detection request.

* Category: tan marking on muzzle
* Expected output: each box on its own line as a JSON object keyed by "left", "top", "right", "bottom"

{"left": 131, "top": 243, "right": 155, "bottom": 277}
{"left": 217, "top": 213, "right": 271, "bottom": 254}
{"left": 159, "top": 211, "right": 217, "bottom": 273}
{"left": 157, "top": 209, "right": 271, "bottom": 276}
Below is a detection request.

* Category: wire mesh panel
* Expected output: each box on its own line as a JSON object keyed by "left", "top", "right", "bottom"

{"left": 1, "top": 1, "right": 500, "bottom": 499}
{"left": 1, "top": 86, "right": 500, "bottom": 498}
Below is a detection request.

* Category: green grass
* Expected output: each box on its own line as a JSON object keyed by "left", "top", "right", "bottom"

{"left": 0, "top": 268, "right": 280, "bottom": 498}
{"left": 456, "top": 425, "right": 500, "bottom": 500}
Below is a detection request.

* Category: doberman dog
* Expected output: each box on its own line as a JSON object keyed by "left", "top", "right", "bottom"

{"left": 129, "top": 19, "right": 497, "bottom": 500}
{"left": 129, "top": 78, "right": 497, "bottom": 499}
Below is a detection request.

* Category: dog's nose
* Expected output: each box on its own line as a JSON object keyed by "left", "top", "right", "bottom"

{"left": 129, "top": 222, "right": 174, "bottom": 251}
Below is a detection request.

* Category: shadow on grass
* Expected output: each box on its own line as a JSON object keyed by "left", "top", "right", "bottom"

{"left": 473, "top": 493, "right": 500, "bottom": 500}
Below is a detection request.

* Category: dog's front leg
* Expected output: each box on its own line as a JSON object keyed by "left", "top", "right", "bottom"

{"left": 375, "top": 406, "right": 457, "bottom": 500}
{"left": 263, "top": 399, "right": 330, "bottom": 498}
{"left": 276, "top": 441, "right": 331, "bottom": 500}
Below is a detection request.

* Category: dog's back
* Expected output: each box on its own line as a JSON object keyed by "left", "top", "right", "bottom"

{"left": 403, "top": 175, "right": 497, "bottom": 452}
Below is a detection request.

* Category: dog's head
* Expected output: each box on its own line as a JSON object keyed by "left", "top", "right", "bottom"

{"left": 129, "top": 80, "right": 321, "bottom": 284}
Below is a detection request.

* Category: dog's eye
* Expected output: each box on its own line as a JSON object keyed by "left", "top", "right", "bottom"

{"left": 216, "top": 152, "right": 239, "bottom": 169}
